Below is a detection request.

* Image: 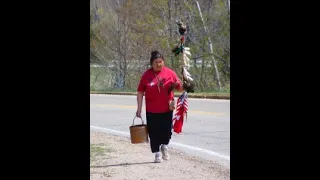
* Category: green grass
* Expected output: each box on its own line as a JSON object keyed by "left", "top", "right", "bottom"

{"left": 90, "top": 89, "right": 229, "bottom": 94}
{"left": 90, "top": 67, "right": 230, "bottom": 94}
{"left": 90, "top": 90, "right": 230, "bottom": 99}
{"left": 90, "top": 143, "right": 113, "bottom": 164}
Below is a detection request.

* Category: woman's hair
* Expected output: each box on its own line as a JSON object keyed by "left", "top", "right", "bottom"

{"left": 150, "top": 50, "right": 164, "bottom": 65}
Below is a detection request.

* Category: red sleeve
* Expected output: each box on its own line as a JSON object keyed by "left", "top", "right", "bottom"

{"left": 137, "top": 72, "right": 147, "bottom": 92}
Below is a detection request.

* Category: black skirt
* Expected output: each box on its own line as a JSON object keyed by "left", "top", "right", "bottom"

{"left": 146, "top": 111, "right": 173, "bottom": 153}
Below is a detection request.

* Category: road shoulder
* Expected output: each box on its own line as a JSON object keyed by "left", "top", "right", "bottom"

{"left": 90, "top": 131, "right": 230, "bottom": 180}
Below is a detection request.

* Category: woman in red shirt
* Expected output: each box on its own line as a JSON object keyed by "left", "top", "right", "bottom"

{"left": 136, "top": 51, "right": 183, "bottom": 163}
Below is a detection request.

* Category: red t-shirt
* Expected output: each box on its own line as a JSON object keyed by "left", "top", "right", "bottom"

{"left": 137, "top": 67, "right": 182, "bottom": 113}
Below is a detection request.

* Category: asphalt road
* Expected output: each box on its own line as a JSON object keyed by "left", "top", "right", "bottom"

{"left": 90, "top": 94, "right": 230, "bottom": 167}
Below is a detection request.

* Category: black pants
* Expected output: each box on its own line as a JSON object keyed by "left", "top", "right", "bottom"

{"left": 146, "top": 111, "right": 173, "bottom": 153}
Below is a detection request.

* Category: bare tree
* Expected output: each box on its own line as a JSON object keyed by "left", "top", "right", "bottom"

{"left": 195, "top": 0, "right": 222, "bottom": 90}
{"left": 90, "top": 0, "right": 229, "bottom": 92}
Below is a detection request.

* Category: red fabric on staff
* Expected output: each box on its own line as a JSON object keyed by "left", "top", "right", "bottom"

{"left": 173, "top": 111, "right": 184, "bottom": 133}
{"left": 180, "top": 36, "right": 185, "bottom": 43}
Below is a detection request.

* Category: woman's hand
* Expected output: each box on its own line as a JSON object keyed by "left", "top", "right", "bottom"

{"left": 136, "top": 108, "right": 142, "bottom": 118}
{"left": 169, "top": 100, "right": 175, "bottom": 110}
{"left": 168, "top": 81, "right": 180, "bottom": 93}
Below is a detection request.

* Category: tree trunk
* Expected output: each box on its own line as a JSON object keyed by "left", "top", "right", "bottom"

{"left": 115, "top": 0, "right": 125, "bottom": 89}
{"left": 168, "top": 0, "right": 174, "bottom": 68}
{"left": 195, "top": 0, "right": 222, "bottom": 91}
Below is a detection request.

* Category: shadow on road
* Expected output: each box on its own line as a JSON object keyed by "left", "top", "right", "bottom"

{"left": 91, "top": 162, "right": 154, "bottom": 168}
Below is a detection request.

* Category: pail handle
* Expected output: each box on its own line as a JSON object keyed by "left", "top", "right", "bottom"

{"left": 132, "top": 116, "right": 145, "bottom": 126}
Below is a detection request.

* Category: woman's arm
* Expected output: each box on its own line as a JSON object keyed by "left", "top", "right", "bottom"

{"left": 136, "top": 91, "right": 144, "bottom": 117}
{"left": 136, "top": 73, "right": 146, "bottom": 118}
{"left": 170, "top": 80, "right": 183, "bottom": 92}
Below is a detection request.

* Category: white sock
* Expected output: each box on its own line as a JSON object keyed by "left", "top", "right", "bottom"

{"left": 155, "top": 152, "right": 161, "bottom": 156}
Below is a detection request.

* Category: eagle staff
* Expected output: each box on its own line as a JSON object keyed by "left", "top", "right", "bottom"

{"left": 172, "top": 20, "right": 195, "bottom": 134}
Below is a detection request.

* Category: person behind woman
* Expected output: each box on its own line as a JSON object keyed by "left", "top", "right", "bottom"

{"left": 136, "top": 50, "right": 183, "bottom": 163}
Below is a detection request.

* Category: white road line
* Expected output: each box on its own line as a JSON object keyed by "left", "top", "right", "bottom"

{"left": 90, "top": 125, "right": 230, "bottom": 161}
{"left": 91, "top": 125, "right": 130, "bottom": 137}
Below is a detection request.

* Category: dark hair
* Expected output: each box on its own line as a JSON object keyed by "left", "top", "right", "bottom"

{"left": 150, "top": 51, "right": 164, "bottom": 65}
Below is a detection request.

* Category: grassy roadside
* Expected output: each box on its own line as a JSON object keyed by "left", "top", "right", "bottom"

{"left": 90, "top": 143, "right": 113, "bottom": 164}
{"left": 90, "top": 91, "right": 230, "bottom": 100}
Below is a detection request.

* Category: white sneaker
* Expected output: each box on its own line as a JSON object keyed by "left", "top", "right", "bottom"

{"left": 154, "top": 152, "right": 162, "bottom": 163}
{"left": 161, "top": 145, "right": 170, "bottom": 160}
